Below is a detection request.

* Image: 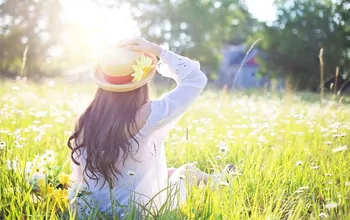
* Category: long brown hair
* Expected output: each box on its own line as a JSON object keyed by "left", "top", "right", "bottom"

{"left": 67, "top": 85, "right": 149, "bottom": 188}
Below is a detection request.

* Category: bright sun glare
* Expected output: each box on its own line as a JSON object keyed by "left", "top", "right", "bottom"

{"left": 59, "top": 0, "right": 140, "bottom": 58}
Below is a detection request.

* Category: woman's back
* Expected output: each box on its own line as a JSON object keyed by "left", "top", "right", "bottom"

{"left": 69, "top": 38, "right": 207, "bottom": 218}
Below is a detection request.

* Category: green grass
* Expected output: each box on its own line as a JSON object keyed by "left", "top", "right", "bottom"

{"left": 0, "top": 81, "right": 349, "bottom": 219}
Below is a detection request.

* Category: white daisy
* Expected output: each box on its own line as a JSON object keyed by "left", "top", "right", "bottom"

{"left": 325, "top": 201, "right": 338, "bottom": 209}
{"left": 332, "top": 145, "right": 347, "bottom": 153}
{"left": 299, "top": 186, "right": 309, "bottom": 190}
{"left": 0, "top": 141, "right": 6, "bottom": 149}
{"left": 295, "top": 161, "right": 303, "bottom": 166}
{"left": 219, "top": 142, "right": 228, "bottom": 153}
{"left": 319, "top": 212, "right": 328, "bottom": 218}
{"left": 219, "top": 181, "right": 229, "bottom": 187}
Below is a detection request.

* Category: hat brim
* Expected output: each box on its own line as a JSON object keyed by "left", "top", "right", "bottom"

{"left": 92, "top": 53, "right": 157, "bottom": 92}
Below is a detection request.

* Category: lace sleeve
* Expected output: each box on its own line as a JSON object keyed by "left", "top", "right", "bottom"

{"left": 156, "top": 49, "right": 201, "bottom": 83}
{"left": 139, "top": 49, "right": 207, "bottom": 136}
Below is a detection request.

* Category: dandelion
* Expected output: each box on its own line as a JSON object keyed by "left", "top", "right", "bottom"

{"left": 58, "top": 173, "right": 70, "bottom": 186}
{"left": 0, "top": 141, "right": 6, "bottom": 149}
{"left": 127, "top": 171, "right": 135, "bottom": 176}
{"left": 319, "top": 212, "right": 328, "bottom": 219}
{"left": 325, "top": 201, "right": 338, "bottom": 209}
{"left": 332, "top": 145, "right": 347, "bottom": 153}
{"left": 37, "top": 179, "right": 47, "bottom": 192}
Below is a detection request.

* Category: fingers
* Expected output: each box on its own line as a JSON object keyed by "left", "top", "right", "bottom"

{"left": 116, "top": 37, "right": 140, "bottom": 47}
{"left": 124, "top": 45, "right": 148, "bottom": 53}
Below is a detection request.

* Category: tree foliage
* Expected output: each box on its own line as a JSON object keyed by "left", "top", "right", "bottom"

{"left": 254, "top": 0, "right": 349, "bottom": 90}
{"left": 119, "top": 0, "right": 259, "bottom": 79}
{"left": 0, "top": 0, "right": 348, "bottom": 91}
{"left": 0, "top": 0, "right": 63, "bottom": 78}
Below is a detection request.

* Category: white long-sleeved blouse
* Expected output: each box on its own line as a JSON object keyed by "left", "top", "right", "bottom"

{"left": 71, "top": 49, "right": 207, "bottom": 217}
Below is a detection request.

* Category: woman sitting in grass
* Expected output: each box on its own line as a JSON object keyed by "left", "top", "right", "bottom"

{"left": 67, "top": 37, "right": 234, "bottom": 218}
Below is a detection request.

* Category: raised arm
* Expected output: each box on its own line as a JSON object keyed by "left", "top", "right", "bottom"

{"left": 117, "top": 37, "right": 207, "bottom": 135}
{"left": 139, "top": 49, "right": 207, "bottom": 135}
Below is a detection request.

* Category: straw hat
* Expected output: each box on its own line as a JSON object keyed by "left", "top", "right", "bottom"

{"left": 92, "top": 47, "right": 157, "bottom": 92}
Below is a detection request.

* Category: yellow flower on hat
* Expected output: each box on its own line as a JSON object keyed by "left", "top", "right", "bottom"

{"left": 131, "top": 55, "right": 153, "bottom": 83}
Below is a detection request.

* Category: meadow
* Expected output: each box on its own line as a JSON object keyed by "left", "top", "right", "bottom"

{"left": 0, "top": 80, "right": 349, "bottom": 219}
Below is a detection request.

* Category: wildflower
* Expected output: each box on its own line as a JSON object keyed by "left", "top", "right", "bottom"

{"left": 0, "top": 141, "right": 6, "bottom": 149}
{"left": 44, "top": 150, "right": 55, "bottom": 158}
{"left": 219, "top": 181, "right": 229, "bottom": 187}
{"left": 15, "top": 141, "right": 23, "bottom": 149}
{"left": 34, "top": 135, "right": 41, "bottom": 142}
{"left": 295, "top": 161, "right": 303, "bottom": 166}
{"left": 37, "top": 179, "right": 47, "bottom": 194}
{"left": 299, "top": 186, "right": 309, "bottom": 190}
{"left": 6, "top": 158, "right": 19, "bottom": 171}
{"left": 216, "top": 155, "right": 221, "bottom": 160}
{"left": 127, "top": 171, "right": 135, "bottom": 176}
{"left": 311, "top": 165, "right": 320, "bottom": 170}
{"left": 25, "top": 162, "right": 33, "bottom": 175}
{"left": 47, "top": 186, "right": 54, "bottom": 195}
{"left": 332, "top": 145, "right": 347, "bottom": 153}
{"left": 219, "top": 142, "right": 228, "bottom": 153}
{"left": 54, "top": 116, "right": 66, "bottom": 124}
{"left": 295, "top": 189, "right": 304, "bottom": 194}
{"left": 325, "top": 201, "right": 338, "bottom": 209}
{"left": 58, "top": 173, "right": 70, "bottom": 186}
{"left": 333, "top": 133, "right": 347, "bottom": 139}
{"left": 6, "top": 159, "right": 12, "bottom": 170}
{"left": 319, "top": 212, "right": 328, "bottom": 219}
{"left": 51, "top": 189, "right": 68, "bottom": 210}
